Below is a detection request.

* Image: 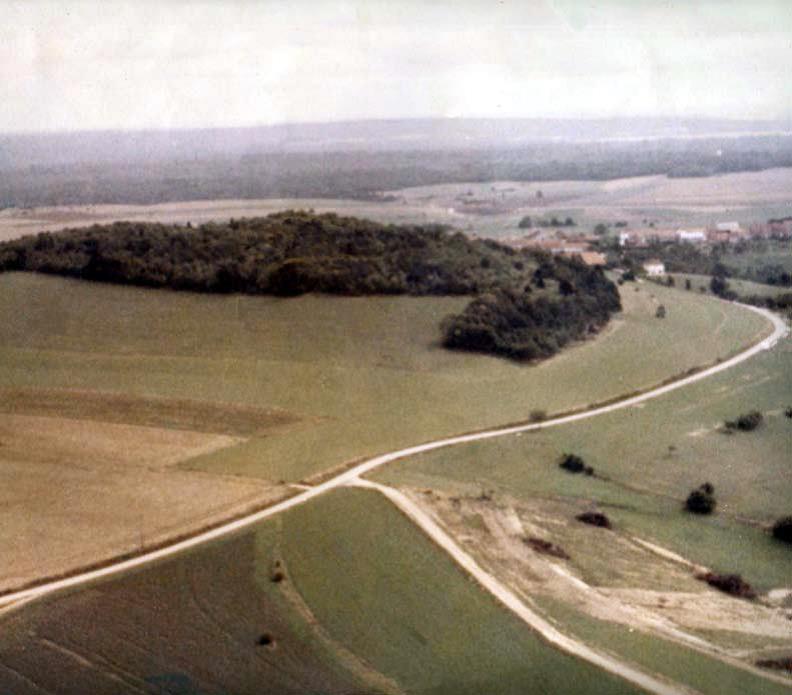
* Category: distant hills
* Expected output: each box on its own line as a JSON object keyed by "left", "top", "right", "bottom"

{"left": 2, "top": 118, "right": 792, "bottom": 208}
{"left": 2, "top": 117, "right": 792, "bottom": 169}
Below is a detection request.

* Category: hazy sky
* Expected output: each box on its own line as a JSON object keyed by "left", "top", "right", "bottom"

{"left": 2, "top": 0, "right": 791, "bottom": 133}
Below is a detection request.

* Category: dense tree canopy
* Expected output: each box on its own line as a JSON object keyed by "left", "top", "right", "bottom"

{"left": 0, "top": 210, "right": 621, "bottom": 361}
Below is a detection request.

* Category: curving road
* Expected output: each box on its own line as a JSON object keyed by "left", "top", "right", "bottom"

{"left": 0, "top": 303, "right": 787, "bottom": 692}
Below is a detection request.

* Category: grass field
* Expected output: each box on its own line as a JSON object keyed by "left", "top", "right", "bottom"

{"left": 373, "top": 317, "right": 792, "bottom": 592}
{"left": 0, "top": 488, "right": 645, "bottom": 695}
{"left": 0, "top": 271, "right": 769, "bottom": 488}
{"left": 720, "top": 242, "right": 792, "bottom": 276}
{"left": 666, "top": 273, "right": 792, "bottom": 299}
{"left": 0, "top": 529, "right": 378, "bottom": 695}
{"left": 277, "top": 487, "right": 642, "bottom": 695}
{"left": 533, "top": 597, "right": 792, "bottom": 695}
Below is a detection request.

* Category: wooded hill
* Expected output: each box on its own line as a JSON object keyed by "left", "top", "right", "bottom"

{"left": 0, "top": 211, "right": 620, "bottom": 361}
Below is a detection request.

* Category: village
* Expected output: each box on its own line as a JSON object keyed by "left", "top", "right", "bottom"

{"left": 502, "top": 216, "right": 792, "bottom": 269}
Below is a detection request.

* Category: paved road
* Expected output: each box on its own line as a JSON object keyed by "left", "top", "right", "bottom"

{"left": 0, "top": 303, "right": 786, "bottom": 691}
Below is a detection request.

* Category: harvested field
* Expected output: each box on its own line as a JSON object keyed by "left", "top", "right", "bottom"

{"left": 0, "top": 409, "right": 289, "bottom": 594}
{"left": 0, "top": 387, "right": 301, "bottom": 437}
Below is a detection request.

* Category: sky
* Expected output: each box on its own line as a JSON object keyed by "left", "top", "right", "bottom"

{"left": 2, "top": 0, "right": 791, "bottom": 133}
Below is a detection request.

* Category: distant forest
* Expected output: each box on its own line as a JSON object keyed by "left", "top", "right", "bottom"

{"left": 0, "top": 211, "right": 620, "bottom": 361}
{"left": 2, "top": 130, "right": 792, "bottom": 208}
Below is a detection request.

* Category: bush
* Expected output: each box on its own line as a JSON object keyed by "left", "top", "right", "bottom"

{"left": 785, "top": 407, "right": 792, "bottom": 419}
{"left": 524, "top": 537, "right": 570, "bottom": 560}
{"left": 575, "top": 511, "right": 611, "bottom": 529}
{"left": 685, "top": 483, "right": 716, "bottom": 514}
{"left": 756, "top": 657, "right": 792, "bottom": 673}
{"left": 655, "top": 304, "right": 666, "bottom": 319}
{"left": 771, "top": 516, "right": 792, "bottom": 544}
{"left": 559, "top": 453, "right": 594, "bottom": 475}
{"left": 725, "top": 410, "right": 763, "bottom": 431}
{"left": 529, "top": 409, "right": 547, "bottom": 423}
{"left": 695, "top": 572, "right": 756, "bottom": 599}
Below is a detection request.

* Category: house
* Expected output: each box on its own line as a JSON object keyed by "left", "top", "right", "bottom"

{"left": 716, "top": 221, "right": 741, "bottom": 233}
{"left": 676, "top": 228, "right": 707, "bottom": 243}
{"left": 643, "top": 260, "right": 666, "bottom": 277}
{"left": 579, "top": 252, "right": 607, "bottom": 267}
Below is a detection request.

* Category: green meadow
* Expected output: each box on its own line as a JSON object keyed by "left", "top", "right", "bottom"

{"left": 667, "top": 273, "right": 791, "bottom": 299}
{"left": 277, "top": 487, "right": 643, "bottom": 695}
{"left": 0, "top": 272, "right": 769, "bottom": 484}
{"left": 533, "top": 598, "right": 792, "bottom": 695}
{"left": 374, "top": 321, "right": 792, "bottom": 590}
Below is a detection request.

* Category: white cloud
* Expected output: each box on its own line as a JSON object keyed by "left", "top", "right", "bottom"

{"left": 0, "top": 0, "right": 790, "bottom": 131}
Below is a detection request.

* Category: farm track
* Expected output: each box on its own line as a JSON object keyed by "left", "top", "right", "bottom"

{"left": 0, "top": 303, "right": 787, "bottom": 693}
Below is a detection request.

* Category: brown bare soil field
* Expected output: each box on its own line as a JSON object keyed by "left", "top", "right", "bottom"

{"left": 0, "top": 387, "right": 300, "bottom": 437}
{"left": 0, "top": 397, "right": 298, "bottom": 594}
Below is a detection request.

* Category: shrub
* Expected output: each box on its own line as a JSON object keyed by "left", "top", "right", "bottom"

{"left": 257, "top": 633, "right": 276, "bottom": 648}
{"left": 576, "top": 511, "right": 611, "bottom": 529}
{"left": 685, "top": 278, "right": 692, "bottom": 290}
{"left": 524, "top": 537, "right": 570, "bottom": 560}
{"left": 655, "top": 304, "right": 666, "bottom": 319}
{"left": 771, "top": 516, "right": 792, "bottom": 544}
{"left": 756, "top": 657, "right": 792, "bottom": 673}
{"left": 695, "top": 572, "right": 756, "bottom": 599}
{"left": 529, "top": 409, "right": 547, "bottom": 423}
{"left": 685, "top": 483, "right": 716, "bottom": 514}
{"left": 785, "top": 407, "right": 792, "bottom": 419}
{"left": 559, "top": 453, "right": 593, "bottom": 475}
{"left": 725, "top": 410, "right": 763, "bottom": 431}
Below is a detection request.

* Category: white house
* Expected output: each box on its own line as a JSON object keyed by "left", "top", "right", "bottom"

{"left": 643, "top": 260, "right": 666, "bottom": 277}
{"left": 676, "top": 228, "right": 707, "bottom": 243}
{"left": 716, "top": 221, "right": 741, "bottom": 233}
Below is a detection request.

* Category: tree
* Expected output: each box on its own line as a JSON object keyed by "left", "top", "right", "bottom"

{"left": 725, "top": 410, "right": 763, "bottom": 431}
{"left": 593, "top": 223, "right": 608, "bottom": 236}
{"left": 710, "top": 275, "right": 729, "bottom": 297}
{"left": 771, "top": 516, "right": 792, "bottom": 544}
{"left": 685, "top": 278, "right": 692, "bottom": 290}
{"left": 656, "top": 304, "right": 666, "bottom": 318}
{"left": 559, "top": 453, "right": 594, "bottom": 475}
{"left": 518, "top": 215, "right": 532, "bottom": 229}
{"left": 685, "top": 483, "right": 716, "bottom": 514}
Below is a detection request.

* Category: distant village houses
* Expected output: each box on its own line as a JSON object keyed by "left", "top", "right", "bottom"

{"left": 642, "top": 260, "right": 666, "bottom": 277}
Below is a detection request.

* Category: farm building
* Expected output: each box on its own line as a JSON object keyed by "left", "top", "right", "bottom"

{"left": 643, "top": 260, "right": 666, "bottom": 276}
{"left": 579, "top": 252, "right": 607, "bottom": 267}
{"left": 676, "top": 228, "right": 707, "bottom": 243}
